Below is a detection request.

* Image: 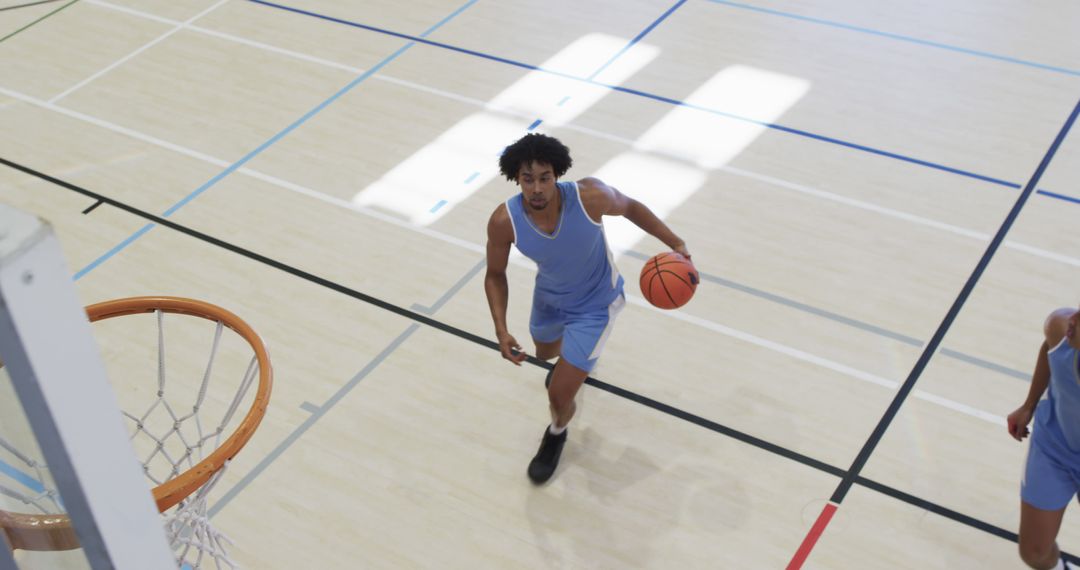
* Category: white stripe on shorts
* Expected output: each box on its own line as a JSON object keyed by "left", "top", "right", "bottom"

{"left": 588, "top": 293, "right": 626, "bottom": 361}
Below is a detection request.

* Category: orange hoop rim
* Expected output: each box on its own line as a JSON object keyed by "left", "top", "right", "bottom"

{"left": 0, "top": 296, "right": 272, "bottom": 550}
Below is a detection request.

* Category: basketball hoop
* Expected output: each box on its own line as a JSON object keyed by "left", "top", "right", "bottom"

{"left": 0, "top": 296, "right": 272, "bottom": 568}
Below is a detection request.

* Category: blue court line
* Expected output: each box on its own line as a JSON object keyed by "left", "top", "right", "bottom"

{"left": 557, "top": 95, "right": 571, "bottom": 106}
{"left": 704, "top": 0, "right": 1080, "bottom": 78}
{"left": 587, "top": 0, "right": 686, "bottom": 81}
{"left": 0, "top": 458, "right": 45, "bottom": 495}
{"left": 527, "top": 118, "right": 542, "bottom": 131}
{"left": 73, "top": 0, "right": 479, "bottom": 280}
{"left": 247, "top": 1, "right": 1078, "bottom": 207}
{"left": 464, "top": 171, "right": 479, "bottom": 184}
{"left": 430, "top": 199, "right": 448, "bottom": 213}
{"left": 74, "top": 222, "right": 154, "bottom": 280}
{"left": 1036, "top": 188, "right": 1080, "bottom": 204}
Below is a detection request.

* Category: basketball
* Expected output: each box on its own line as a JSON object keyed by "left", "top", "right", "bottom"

{"left": 639, "top": 252, "right": 698, "bottom": 309}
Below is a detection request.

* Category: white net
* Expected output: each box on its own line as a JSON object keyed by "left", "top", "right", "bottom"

{"left": 0, "top": 299, "right": 270, "bottom": 570}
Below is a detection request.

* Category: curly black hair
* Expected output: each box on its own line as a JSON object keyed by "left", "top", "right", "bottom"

{"left": 498, "top": 133, "right": 572, "bottom": 181}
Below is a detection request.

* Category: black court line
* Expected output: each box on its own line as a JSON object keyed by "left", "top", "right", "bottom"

{"left": 856, "top": 476, "right": 1080, "bottom": 565}
{"left": 830, "top": 92, "right": 1080, "bottom": 503}
{"left": 80, "top": 199, "right": 103, "bottom": 214}
{"left": 245, "top": 0, "right": 1080, "bottom": 208}
{"left": 4, "top": 156, "right": 1077, "bottom": 559}
{"left": 0, "top": 0, "right": 76, "bottom": 43}
{"left": 0, "top": 0, "right": 63, "bottom": 12}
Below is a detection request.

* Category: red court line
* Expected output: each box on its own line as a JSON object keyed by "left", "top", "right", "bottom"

{"left": 787, "top": 502, "right": 839, "bottom": 569}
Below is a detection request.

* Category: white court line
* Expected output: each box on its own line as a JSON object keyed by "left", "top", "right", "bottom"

{"left": 0, "top": 84, "right": 1009, "bottom": 427}
{"left": 722, "top": 166, "right": 1080, "bottom": 269}
{"left": 75, "top": 0, "right": 1080, "bottom": 270}
{"left": 0, "top": 86, "right": 485, "bottom": 255}
{"left": 3, "top": 1, "right": 1033, "bottom": 427}
{"left": 626, "top": 296, "right": 1006, "bottom": 425}
{"left": 49, "top": 0, "right": 230, "bottom": 104}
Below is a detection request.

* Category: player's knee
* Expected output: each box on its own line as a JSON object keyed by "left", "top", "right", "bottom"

{"left": 547, "top": 387, "right": 574, "bottom": 412}
{"left": 1017, "top": 538, "right": 1055, "bottom": 567}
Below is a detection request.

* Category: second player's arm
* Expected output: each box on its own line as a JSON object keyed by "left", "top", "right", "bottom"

{"left": 1007, "top": 310, "right": 1071, "bottom": 440}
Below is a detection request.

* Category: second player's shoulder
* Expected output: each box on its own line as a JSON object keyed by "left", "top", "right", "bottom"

{"left": 1044, "top": 307, "right": 1077, "bottom": 346}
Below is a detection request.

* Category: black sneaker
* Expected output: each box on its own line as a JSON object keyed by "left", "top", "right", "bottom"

{"left": 544, "top": 368, "right": 554, "bottom": 389}
{"left": 527, "top": 427, "right": 567, "bottom": 484}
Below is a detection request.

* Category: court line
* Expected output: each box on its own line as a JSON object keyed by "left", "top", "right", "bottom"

{"left": 66, "top": 0, "right": 479, "bottom": 279}
{"left": 0, "top": 459, "right": 45, "bottom": 494}
{"left": 0, "top": 0, "right": 76, "bottom": 43}
{"left": 4, "top": 135, "right": 1014, "bottom": 425}
{"left": 6, "top": 157, "right": 1076, "bottom": 561}
{"left": 10, "top": 4, "right": 1080, "bottom": 557}
{"left": 48, "top": 0, "right": 228, "bottom": 103}
{"left": 412, "top": 259, "right": 486, "bottom": 315}
{"left": 0, "top": 0, "right": 64, "bottom": 12}
{"left": 796, "top": 98, "right": 1080, "bottom": 567}
{"left": 209, "top": 322, "right": 421, "bottom": 517}
{"left": 620, "top": 250, "right": 1030, "bottom": 381}
{"left": 0, "top": 83, "right": 1053, "bottom": 385}
{"left": 215, "top": 257, "right": 486, "bottom": 514}
{"left": 81, "top": 199, "right": 103, "bottom": 214}
{"left": 629, "top": 295, "right": 1006, "bottom": 425}
{"left": 20, "top": 0, "right": 1029, "bottom": 392}
{"left": 31, "top": 0, "right": 1080, "bottom": 209}
{"left": 703, "top": 0, "right": 1080, "bottom": 78}
{"left": 0, "top": 85, "right": 1051, "bottom": 387}
{"left": 586, "top": 0, "right": 686, "bottom": 81}
{"left": 6, "top": 0, "right": 1071, "bottom": 552}
{"left": 831, "top": 96, "right": 1080, "bottom": 502}
{"left": 0, "top": 4, "right": 1054, "bottom": 387}
{"left": 66, "top": 2, "right": 1080, "bottom": 248}
{"left": 244, "top": 0, "right": 1080, "bottom": 207}
{"left": 854, "top": 475, "right": 1079, "bottom": 567}
{"left": 787, "top": 502, "right": 837, "bottom": 569}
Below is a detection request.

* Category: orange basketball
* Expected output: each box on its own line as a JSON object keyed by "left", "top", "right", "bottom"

{"left": 639, "top": 252, "right": 698, "bottom": 309}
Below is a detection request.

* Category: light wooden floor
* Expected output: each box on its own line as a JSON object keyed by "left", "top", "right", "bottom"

{"left": 2, "top": 0, "right": 1080, "bottom": 568}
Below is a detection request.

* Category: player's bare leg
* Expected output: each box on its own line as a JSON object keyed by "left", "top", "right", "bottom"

{"left": 527, "top": 355, "right": 587, "bottom": 484}
{"left": 1018, "top": 502, "right": 1067, "bottom": 569}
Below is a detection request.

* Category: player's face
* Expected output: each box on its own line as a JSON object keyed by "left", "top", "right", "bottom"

{"left": 516, "top": 161, "right": 557, "bottom": 211}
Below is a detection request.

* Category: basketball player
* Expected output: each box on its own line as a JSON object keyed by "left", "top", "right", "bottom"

{"left": 484, "top": 133, "right": 690, "bottom": 484}
{"left": 1008, "top": 305, "right": 1080, "bottom": 569}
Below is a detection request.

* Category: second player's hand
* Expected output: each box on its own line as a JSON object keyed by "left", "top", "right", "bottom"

{"left": 1007, "top": 405, "right": 1034, "bottom": 441}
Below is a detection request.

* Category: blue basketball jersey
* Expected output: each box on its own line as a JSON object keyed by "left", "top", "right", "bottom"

{"left": 1035, "top": 338, "right": 1080, "bottom": 451}
{"left": 506, "top": 180, "right": 623, "bottom": 312}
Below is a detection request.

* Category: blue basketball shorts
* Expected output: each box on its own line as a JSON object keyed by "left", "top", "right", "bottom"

{"left": 529, "top": 292, "right": 625, "bottom": 373}
{"left": 1022, "top": 409, "right": 1080, "bottom": 510}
